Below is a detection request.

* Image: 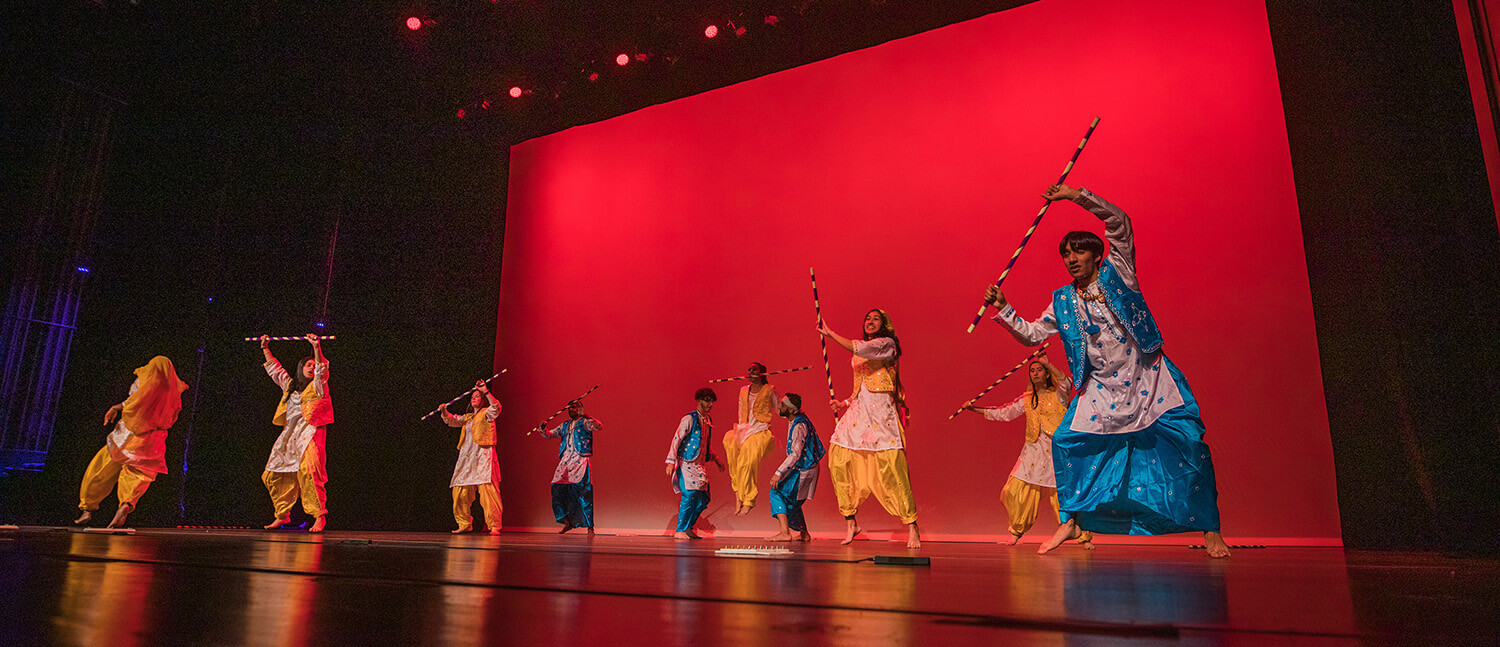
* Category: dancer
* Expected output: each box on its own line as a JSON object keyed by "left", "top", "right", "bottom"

{"left": 818, "top": 309, "right": 921, "bottom": 549}
{"left": 985, "top": 184, "right": 1229, "bottom": 558}
{"left": 963, "top": 358, "right": 1092, "bottom": 547}
{"left": 725, "top": 362, "right": 778, "bottom": 517}
{"left": 533, "top": 399, "right": 600, "bottom": 535}
{"left": 766, "top": 393, "right": 825, "bottom": 542}
{"left": 439, "top": 380, "right": 502, "bottom": 534}
{"left": 258, "top": 334, "right": 331, "bottom": 532}
{"left": 74, "top": 356, "right": 189, "bottom": 528}
{"left": 664, "top": 388, "right": 725, "bottom": 539}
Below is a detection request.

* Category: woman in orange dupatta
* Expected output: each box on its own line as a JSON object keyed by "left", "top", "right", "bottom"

{"left": 74, "top": 356, "right": 189, "bottom": 528}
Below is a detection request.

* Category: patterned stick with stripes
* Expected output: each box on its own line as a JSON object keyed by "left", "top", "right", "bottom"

{"left": 947, "top": 343, "right": 1051, "bottom": 419}
{"left": 244, "top": 335, "right": 338, "bottom": 341}
{"left": 810, "top": 268, "right": 836, "bottom": 403}
{"left": 420, "top": 369, "right": 508, "bottom": 420}
{"left": 528, "top": 385, "right": 600, "bottom": 435}
{"left": 707, "top": 365, "right": 813, "bottom": 384}
{"left": 967, "top": 117, "right": 1101, "bottom": 333}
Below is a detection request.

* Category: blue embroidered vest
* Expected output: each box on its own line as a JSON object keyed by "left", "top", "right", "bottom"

{"left": 677, "top": 411, "right": 706, "bottom": 462}
{"left": 1051, "top": 259, "right": 1164, "bottom": 388}
{"left": 558, "top": 417, "right": 596, "bottom": 458}
{"left": 787, "top": 414, "right": 826, "bottom": 471}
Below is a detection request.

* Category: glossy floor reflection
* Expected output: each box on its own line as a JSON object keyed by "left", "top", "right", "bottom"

{"left": 2, "top": 528, "right": 1496, "bottom": 646}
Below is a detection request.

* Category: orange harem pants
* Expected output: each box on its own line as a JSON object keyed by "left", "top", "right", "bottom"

{"left": 78, "top": 447, "right": 156, "bottom": 511}
{"left": 827, "top": 444, "right": 917, "bottom": 524}
{"left": 262, "top": 441, "right": 328, "bottom": 519}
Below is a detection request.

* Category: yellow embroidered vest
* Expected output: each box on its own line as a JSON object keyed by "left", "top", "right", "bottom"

{"left": 738, "top": 383, "right": 776, "bottom": 425}
{"left": 851, "top": 355, "right": 896, "bottom": 394}
{"left": 1023, "top": 389, "right": 1067, "bottom": 444}
{"left": 458, "top": 410, "right": 496, "bottom": 448}
{"left": 273, "top": 365, "right": 333, "bottom": 428}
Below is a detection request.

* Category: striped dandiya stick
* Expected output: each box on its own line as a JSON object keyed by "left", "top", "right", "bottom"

{"left": 966, "top": 117, "right": 1102, "bottom": 333}
{"left": 528, "top": 385, "right": 600, "bottom": 435}
{"left": 706, "top": 365, "right": 812, "bottom": 384}
{"left": 810, "top": 268, "right": 836, "bottom": 402}
{"left": 244, "top": 335, "right": 338, "bottom": 341}
{"left": 420, "top": 369, "right": 508, "bottom": 421}
{"left": 947, "top": 343, "right": 1051, "bottom": 419}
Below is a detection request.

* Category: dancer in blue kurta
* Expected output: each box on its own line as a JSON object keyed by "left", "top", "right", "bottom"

{"left": 664, "top": 388, "right": 725, "bottom": 539}
{"left": 766, "top": 393, "right": 826, "bottom": 542}
{"left": 985, "top": 183, "right": 1231, "bottom": 558}
{"left": 534, "top": 399, "right": 599, "bottom": 535}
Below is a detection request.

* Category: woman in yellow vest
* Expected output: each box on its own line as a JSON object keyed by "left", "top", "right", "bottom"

{"left": 438, "top": 380, "right": 502, "bottom": 533}
{"left": 818, "top": 309, "right": 920, "bottom": 549}
{"left": 964, "top": 358, "right": 1093, "bottom": 548}
{"left": 258, "top": 334, "right": 332, "bottom": 532}
{"left": 73, "top": 356, "right": 189, "bottom": 528}
{"left": 725, "top": 362, "right": 778, "bottom": 517}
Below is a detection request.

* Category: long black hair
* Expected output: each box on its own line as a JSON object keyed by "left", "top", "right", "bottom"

{"left": 1027, "top": 360, "right": 1056, "bottom": 409}
{"left": 283, "top": 356, "right": 315, "bottom": 400}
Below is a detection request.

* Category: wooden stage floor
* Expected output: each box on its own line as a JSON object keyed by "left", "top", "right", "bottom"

{"left": 2, "top": 527, "right": 1496, "bottom": 646}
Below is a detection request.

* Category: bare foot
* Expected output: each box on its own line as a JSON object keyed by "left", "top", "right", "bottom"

{"left": 309, "top": 515, "right": 326, "bottom": 533}
{"left": 73, "top": 510, "right": 92, "bottom": 525}
{"left": 673, "top": 531, "right": 691, "bottom": 540}
{"left": 1037, "top": 520, "right": 1080, "bottom": 555}
{"left": 1000, "top": 534, "right": 1021, "bottom": 546}
{"left": 487, "top": 528, "right": 502, "bottom": 535}
{"left": 738, "top": 505, "right": 753, "bottom": 517}
{"left": 559, "top": 522, "right": 576, "bottom": 534}
{"left": 906, "top": 523, "right": 921, "bottom": 549}
{"left": 1081, "top": 540, "right": 1095, "bottom": 550}
{"left": 265, "top": 517, "right": 291, "bottom": 530}
{"left": 796, "top": 531, "right": 812, "bottom": 542}
{"left": 452, "top": 525, "right": 472, "bottom": 534}
{"left": 107, "top": 503, "right": 133, "bottom": 528}
{"left": 1204, "top": 532, "right": 1231, "bottom": 558}
{"left": 767, "top": 531, "right": 793, "bottom": 542}
{"left": 841, "top": 521, "right": 863, "bottom": 546}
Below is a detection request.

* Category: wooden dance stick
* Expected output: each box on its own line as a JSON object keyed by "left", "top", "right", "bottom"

{"left": 947, "top": 343, "right": 1051, "bottom": 419}
{"left": 528, "top": 385, "right": 600, "bottom": 435}
{"left": 419, "top": 369, "right": 509, "bottom": 421}
{"left": 706, "top": 365, "right": 812, "bottom": 384}
{"left": 966, "top": 117, "right": 1102, "bottom": 333}
{"left": 810, "top": 268, "right": 836, "bottom": 402}
{"left": 244, "top": 335, "right": 337, "bottom": 341}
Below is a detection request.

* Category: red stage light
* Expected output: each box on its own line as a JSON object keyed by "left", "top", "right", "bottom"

{"left": 616, "top": 53, "right": 629, "bottom": 66}
{"left": 765, "top": 15, "right": 779, "bottom": 25}
{"left": 509, "top": 86, "right": 523, "bottom": 98}
{"left": 705, "top": 25, "right": 718, "bottom": 38}
{"left": 481, "top": 100, "right": 491, "bottom": 109}
{"left": 406, "top": 17, "right": 422, "bottom": 31}
{"left": 588, "top": 72, "right": 600, "bottom": 82}
{"left": 456, "top": 108, "right": 465, "bottom": 119}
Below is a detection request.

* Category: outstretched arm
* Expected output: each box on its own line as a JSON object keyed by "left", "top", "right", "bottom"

{"left": 817, "top": 319, "right": 856, "bottom": 353}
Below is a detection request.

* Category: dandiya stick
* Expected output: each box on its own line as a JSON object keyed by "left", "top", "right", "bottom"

{"left": 810, "top": 268, "right": 835, "bottom": 402}
{"left": 419, "top": 369, "right": 508, "bottom": 421}
{"left": 528, "top": 385, "right": 600, "bottom": 435}
{"left": 967, "top": 117, "right": 1102, "bottom": 333}
{"left": 947, "top": 343, "right": 1051, "bottom": 420}
{"left": 244, "top": 335, "right": 338, "bottom": 341}
{"left": 706, "top": 365, "right": 812, "bottom": 384}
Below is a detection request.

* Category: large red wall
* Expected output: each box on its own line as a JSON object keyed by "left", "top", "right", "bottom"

{"left": 496, "top": 0, "right": 1341, "bottom": 542}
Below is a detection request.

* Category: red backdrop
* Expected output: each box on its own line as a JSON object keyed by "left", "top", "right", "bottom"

{"left": 496, "top": 0, "right": 1341, "bottom": 542}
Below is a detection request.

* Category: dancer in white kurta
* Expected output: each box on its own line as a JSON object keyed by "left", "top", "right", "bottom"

{"left": 74, "top": 356, "right": 189, "bottom": 528}
{"left": 726, "top": 362, "right": 777, "bottom": 517}
{"left": 440, "top": 380, "right": 502, "bottom": 533}
{"left": 534, "top": 399, "right": 599, "bottom": 535}
{"left": 259, "top": 334, "right": 331, "bottom": 533}
{"left": 665, "top": 388, "right": 725, "bottom": 539}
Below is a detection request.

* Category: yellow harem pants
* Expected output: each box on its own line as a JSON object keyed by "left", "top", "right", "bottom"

{"left": 1001, "top": 475, "right": 1092, "bottom": 542}
{"left": 828, "top": 444, "right": 917, "bottom": 524}
{"left": 722, "top": 430, "right": 773, "bottom": 508}
{"left": 78, "top": 447, "right": 156, "bottom": 511}
{"left": 262, "top": 442, "right": 327, "bottom": 518}
{"left": 452, "top": 483, "right": 503, "bottom": 531}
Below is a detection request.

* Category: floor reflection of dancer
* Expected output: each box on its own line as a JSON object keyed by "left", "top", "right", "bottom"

{"left": 258, "top": 334, "right": 331, "bottom": 533}
{"left": 534, "top": 399, "right": 599, "bottom": 535}
{"left": 665, "top": 388, "right": 725, "bottom": 539}
{"left": 74, "top": 356, "right": 189, "bottom": 528}
{"left": 964, "top": 357, "right": 1093, "bottom": 547}
{"left": 726, "top": 362, "right": 777, "bottom": 517}
{"left": 439, "top": 380, "right": 502, "bottom": 534}
{"left": 766, "top": 393, "right": 825, "bottom": 542}
{"left": 818, "top": 309, "right": 921, "bottom": 549}
{"left": 986, "top": 184, "right": 1229, "bottom": 558}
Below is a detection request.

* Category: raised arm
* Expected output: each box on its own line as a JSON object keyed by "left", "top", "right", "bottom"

{"left": 261, "top": 337, "right": 292, "bottom": 391}
{"left": 306, "top": 334, "right": 329, "bottom": 397}
{"left": 817, "top": 319, "right": 856, "bottom": 353}
{"left": 440, "top": 408, "right": 465, "bottom": 427}
{"left": 1058, "top": 186, "right": 1138, "bottom": 289}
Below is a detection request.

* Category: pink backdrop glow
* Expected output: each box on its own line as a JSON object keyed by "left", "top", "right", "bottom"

{"left": 495, "top": 0, "right": 1341, "bottom": 542}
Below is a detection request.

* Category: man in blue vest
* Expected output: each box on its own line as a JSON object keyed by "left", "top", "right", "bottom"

{"left": 985, "top": 183, "right": 1230, "bottom": 558}
{"left": 535, "top": 399, "right": 599, "bottom": 535}
{"left": 766, "top": 393, "right": 826, "bottom": 542}
{"left": 665, "top": 388, "right": 726, "bottom": 539}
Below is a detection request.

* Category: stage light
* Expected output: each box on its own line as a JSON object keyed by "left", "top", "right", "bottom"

{"left": 406, "top": 17, "right": 422, "bottom": 31}
{"left": 315, "top": 322, "right": 325, "bottom": 328}
{"left": 616, "top": 53, "right": 629, "bottom": 66}
{"left": 587, "top": 72, "right": 599, "bottom": 82}
{"left": 705, "top": 25, "right": 718, "bottom": 38}
{"left": 456, "top": 108, "right": 466, "bottom": 119}
{"left": 76, "top": 267, "right": 90, "bottom": 273}
{"left": 509, "top": 86, "right": 523, "bottom": 98}
{"left": 765, "top": 15, "right": 779, "bottom": 25}
{"left": 481, "top": 100, "right": 491, "bottom": 109}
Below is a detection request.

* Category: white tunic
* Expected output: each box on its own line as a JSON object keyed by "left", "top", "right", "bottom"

{"left": 264, "top": 360, "right": 327, "bottom": 473}
{"left": 104, "top": 379, "right": 169, "bottom": 475}
{"left": 543, "top": 418, "right": 597, "bottom": 485}
{"left": 666, "top": 413, "right": 711, "bottom": 493}
{"left": 994, "top": 189, "right": 1185, "bottom": 435}
{"left": 830, "top": 337, "right": 905, "bottom": 452}
{"left": 981, "top": 399, "right": 1057, "bottom": 487}
{"left": 450, "top": 405, "right": 500, "bottom": 487}
{"left": 732, "top": 384, "right": 775, "bottom": 444}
